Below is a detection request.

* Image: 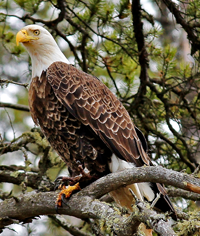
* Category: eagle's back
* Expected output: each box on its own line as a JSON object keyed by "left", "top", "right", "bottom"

{"left": 46, "top": 62, "right": 151, "bottom": 167}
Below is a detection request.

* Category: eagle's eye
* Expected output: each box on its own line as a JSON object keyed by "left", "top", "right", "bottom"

{"left": 33, "top": 30, "right": 40, "bottom": 36}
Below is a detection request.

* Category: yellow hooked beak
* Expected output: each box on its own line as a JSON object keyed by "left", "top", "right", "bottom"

{"left": 16, "top": 29, "right": 38, "bottom": 46}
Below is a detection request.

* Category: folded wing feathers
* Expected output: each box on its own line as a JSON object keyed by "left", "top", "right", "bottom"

{"left": 47, "top": 62, "right": 150, "bottom": 166}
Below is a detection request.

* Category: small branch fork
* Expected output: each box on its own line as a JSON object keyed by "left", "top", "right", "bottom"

{"left": 128, "top": 188, "right": 175, "bottom": 235}
{"left": 0, "top": 79, "right": 29, "bottom": 88}
{"left": 0, "top": 79, "right": 29, "bottom": 112}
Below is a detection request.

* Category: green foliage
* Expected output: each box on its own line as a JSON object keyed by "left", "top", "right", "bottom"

{"left": 14, "top": 0, "right": 41, "bottom": 13}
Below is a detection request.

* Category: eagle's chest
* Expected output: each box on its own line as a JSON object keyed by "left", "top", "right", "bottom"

{"left": 28, "top": 74, "right": 111, "bottom": 176}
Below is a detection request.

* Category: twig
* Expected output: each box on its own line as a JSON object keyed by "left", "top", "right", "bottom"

{"left": 0, "top": 79, "right": 29, "bottom": 88}
{"left": 146, "top": 80, "right": 196, "bottom": 171}
{"left": 48, "top": 215, "right": 92, "bottom": 236}
{"left": 167, "top": 188, "right": 200, "bottom": 201}
{"left": 0, "top": 102, "right": 30, "bottom": 112}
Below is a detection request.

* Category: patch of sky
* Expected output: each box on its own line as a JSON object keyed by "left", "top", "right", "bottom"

{"left": 161, "top": 119, "right": 180, "bottom": 135}
{"left": 0, "top": 216, "right": 47, "bottom": 236}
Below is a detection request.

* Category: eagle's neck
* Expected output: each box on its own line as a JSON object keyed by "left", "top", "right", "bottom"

{"left": 24, "top": 42, "right": 69, "bottom": 78}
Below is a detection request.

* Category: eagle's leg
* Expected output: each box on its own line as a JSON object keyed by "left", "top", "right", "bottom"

{"left": 55, "top": 165, "right": 94, "bottom": 188}
{"left": 54, "top": 175, "right": 82, "bottom": 189}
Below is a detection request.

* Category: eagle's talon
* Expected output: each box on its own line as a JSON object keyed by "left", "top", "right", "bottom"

{"left": 61, "top": 193, "right": 70, "bottom": 206}
{"left": 54, "top": 170, "right": 94, "bottom": 190}
{"left": 55, "top": 182, "right": 81, "bottom": 208}
{"left": 54, "top": 177, "right": 64, "bottom": 190}
{"left": 55, "top": 204, "right": 59, "bottom": 213}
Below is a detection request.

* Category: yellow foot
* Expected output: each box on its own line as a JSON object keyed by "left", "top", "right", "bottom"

{"left": 56, "top": 182, "right": 81, "bottom": 207}
{"left": 139, "top": 223, "right": 153, "bottom": 236}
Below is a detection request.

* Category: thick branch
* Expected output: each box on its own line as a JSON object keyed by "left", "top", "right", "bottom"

{"left": 78, "top": 166, "right": 200, "bottom": 199}
{"left": 1, "top": 165, "right": 199, "bottom": 234}
{"left": 2, "top": 165, "right": 200, "bottom": 200}
{"left": 0, "top": 190, "right": 140, "bottom": 235}
{"left": 0, "top": 188, "right": 176, "bottom": 235}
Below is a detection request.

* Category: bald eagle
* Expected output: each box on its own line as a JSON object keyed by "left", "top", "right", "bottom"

{"left": 16, "top": 25, "right": 176, "bottom": 233}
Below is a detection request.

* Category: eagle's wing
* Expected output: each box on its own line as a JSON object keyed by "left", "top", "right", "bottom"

{"left": 47, "top": 62, "right": 149, "bottom": 167}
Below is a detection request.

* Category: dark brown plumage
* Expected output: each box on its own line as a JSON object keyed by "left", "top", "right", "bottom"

{"left": 29, "top": 61, "right": 175, "bottom": 217}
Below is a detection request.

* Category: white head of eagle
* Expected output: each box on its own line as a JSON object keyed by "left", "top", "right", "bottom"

{"left": 16, "top": 24, "right": 69, "bottom": 78}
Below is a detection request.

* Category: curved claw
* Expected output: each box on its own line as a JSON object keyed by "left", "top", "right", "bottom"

{"left": 55, "top": 204, "right": 59, "bottom": 213}
{"left": 54, "top": 175, "right": 82, "bottom": 190}
{"left": 61, "top": 193, "right": 70, "bottom": 206}
{"left": 55, "top": 183, "right": 81, "bottom": 209}
{"left": 54, "top": 176, "right": 64, "bottom": 191}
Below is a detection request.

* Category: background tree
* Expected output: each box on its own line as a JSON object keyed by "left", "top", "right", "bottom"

{"left": 1, "top": 0, "right": 200, "bottom": 235}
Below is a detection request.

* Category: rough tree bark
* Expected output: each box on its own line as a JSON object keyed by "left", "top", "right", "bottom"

{"left": 1, "top": 165, "right": 200, "bottom": 235}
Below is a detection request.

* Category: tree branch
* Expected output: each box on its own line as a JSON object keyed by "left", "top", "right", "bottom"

{"left": 48, "top": 215, "right": 92, "bottom": 236}
{"left": 130, "top": 201, "right": 175, "bottom": 236}
{"left": 0, "top": 190, "right": 140, "bottom": 235}
{"left": 0, "top": 102, "right": 30, "bottom": 112}
{"left": 77, "top": 166, "right": 200, "bottom": 200}
{"left": 1, "top": 165, "right": 200, "bottom": 234}
{"left": 131, "top": 0, "right": 149, "bottom": 100}
{"left": 146, "top": 80, "right": 196, "bottom": 171}
{"left": 167, "top": 188, "right": 200, "bottom": 201}
{"left": 0, "top": 130, "right": 46, "bottom": 155}
{"left": 1, "top": 165, "right": 200, "bottom": 201}
{"left": 162, "top": 0, "right": 200, "bottom": 54}
{"left": 0, "top": 168, "right": 53, "bottom": 190}
{"left": 0, "top": 185, "right": 176, "bottom": 235}
{"left": 0, "top": 79, "right": 29, "bottom": 88}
